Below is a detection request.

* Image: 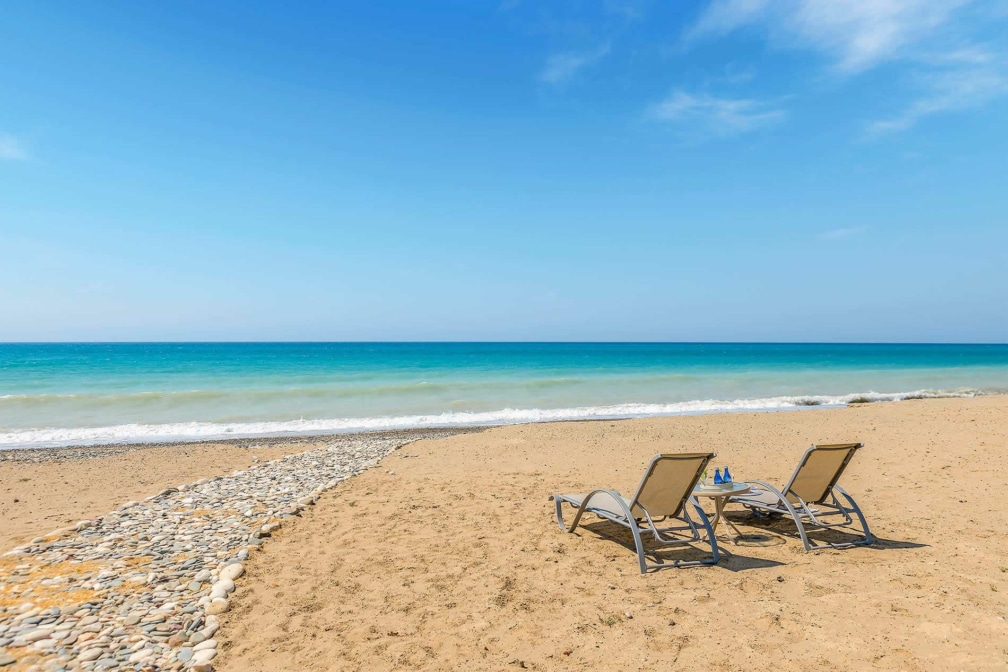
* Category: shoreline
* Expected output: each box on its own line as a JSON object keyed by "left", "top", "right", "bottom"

{"left": 0, "top": 427, "right": 485, "bottom": 464}
{"left": 2, "top": 389, "right": 1001, "bottom": 455}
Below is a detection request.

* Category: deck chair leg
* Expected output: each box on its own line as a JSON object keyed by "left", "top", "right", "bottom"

{"left": 791, "top": 510, "right": 812, "bottom": 551}
{"left": 628, "top": 520, "right": 649, "bottom": 574}
{"left": 834, "top": 486, "right": 874, "bottom": 546}
{"left": 554, "top": 497, "right": 570, "bottom": 532}
{"left": 754, "top": 482, "right": 813, "bottom": 551}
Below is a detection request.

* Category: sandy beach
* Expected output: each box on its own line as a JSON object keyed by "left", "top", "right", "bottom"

{"left": 3, "top": 397, "right": 1008, "bottom": 671}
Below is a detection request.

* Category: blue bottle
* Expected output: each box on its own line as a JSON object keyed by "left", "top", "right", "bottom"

{"left": 713, "top": 468, "right": 723, "bottom": 485}
{"left": 724, "top": 467, "right": 733, "bottom": 483}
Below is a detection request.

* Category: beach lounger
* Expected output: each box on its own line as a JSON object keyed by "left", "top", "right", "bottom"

{"left": 731, "top": 442, "right": 873, "bottom": 551}
{"left": 550, "top": 453, "right": 719, "bottom": 573}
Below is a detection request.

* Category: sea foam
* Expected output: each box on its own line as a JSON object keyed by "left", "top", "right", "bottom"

{"left": 0, "top": 388, "right": 988, "bottom": 449}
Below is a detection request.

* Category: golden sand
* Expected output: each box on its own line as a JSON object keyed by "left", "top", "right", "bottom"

{"left": 3, "top": 397, "right": 1007, "bottom": 670}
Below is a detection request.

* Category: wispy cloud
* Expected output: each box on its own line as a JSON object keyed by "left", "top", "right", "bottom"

{"left": 647, "top": 90, "right": 785, "bottom": 136}
{"left": 821, "top": 226, "right": 868, "bottom": 240}
{"left": 686, "top": 0, "right": 1008, "bottom": 132}
{"left": 540, "top": 44, "right": 611, "bottom": 84}
{"left": 688, "top": 0, "right": 971, "bottom": 73}
{"left": 0, "top": 134, "right": 28, "bottom": 161}
{"left": 869, "top": 54, "right": 1008, "bottom": 133}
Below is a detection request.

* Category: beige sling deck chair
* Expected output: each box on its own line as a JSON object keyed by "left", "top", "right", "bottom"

{"left": 730, "top": 442, "right": 873, "bottom": 551}
{"left": 550, "top": 453, "right": 719, "bottom": 573}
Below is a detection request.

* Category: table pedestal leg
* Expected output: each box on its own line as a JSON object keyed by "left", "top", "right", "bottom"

{"left": 706, "top": 496, "right": 744, "bottom": 544}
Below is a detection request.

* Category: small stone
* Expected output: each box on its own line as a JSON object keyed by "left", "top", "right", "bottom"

{"left": 193, "top": 648, "right": 217, "bottom": 662}
{"left": 219, "top": 564, "right": 244, "bottom": 581}
{"left": 204, "top": 599, "right": 229, "bottom": 615}
{"left": 177, "top": 648, "right": 194, "bottom": 663}
{"left": 193, "top": 638, "right": 217, "bottom": 652}
{"left": 0, "top": 655, "right": 14, "bottom": 666}
{"left": 124, "top": 615, "right": 141, "bottom": 626}
{"left": 129, "top": 648, "right": 153, "bottom": 663}
{"left": 189, "top": 632, "right": 206, "bottom": 645}
{"left": 23, "top": 627, "right": 55, "bottom": 642}
{"left": 31, "top": 637, "right": 57, "bottom": 651}
{"left": 213, "top": 579, "right": 235, "bottom": 594}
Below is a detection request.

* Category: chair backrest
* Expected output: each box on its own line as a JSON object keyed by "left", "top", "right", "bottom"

{"left": 629, "top": 452, "right": 714, "bottom": 519}
{"left": 783, "top": 443, "right": 863, "bottom": 504}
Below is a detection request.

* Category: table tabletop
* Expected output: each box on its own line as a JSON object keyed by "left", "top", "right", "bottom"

{"left": 693, "top": 482, "right": 750, "bottom": 497}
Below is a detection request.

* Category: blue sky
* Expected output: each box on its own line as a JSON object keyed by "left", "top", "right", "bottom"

{"left": 1, "top": 1, "right": 1006, "bottom": 342}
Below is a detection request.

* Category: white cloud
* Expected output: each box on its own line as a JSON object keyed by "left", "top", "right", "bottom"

{"left": 0, "top": 134, "right": 28, "bottom": 161}
{"left": 647, "top": 90, "right": 785, "bottom": 136}
{"left": 689, "top": 0, "right": 972, "bottom": 73}
{"left": 540, "top": 44, "right": 611, "bottom": 84}
{"left": 686, "top": 0, "right": 1008, "bottom": 132}
{"left": 821, "top": 226, "right": 868, "bottom": 240}
{"left": 869, "top": 56, "right": 1008, "bottom": 132}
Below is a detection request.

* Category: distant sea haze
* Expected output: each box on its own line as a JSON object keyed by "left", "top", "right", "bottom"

{"left": 1, "top": 343, "right": 1006, "bottom": 449}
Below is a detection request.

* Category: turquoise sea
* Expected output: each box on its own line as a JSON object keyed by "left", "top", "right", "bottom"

{"left": 1, "top": 343, "right": 1006, "bottom": 448}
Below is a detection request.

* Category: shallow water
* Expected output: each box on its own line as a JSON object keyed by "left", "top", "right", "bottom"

{"left": 1, "top": 342, "right": 1006, "bottom": 447}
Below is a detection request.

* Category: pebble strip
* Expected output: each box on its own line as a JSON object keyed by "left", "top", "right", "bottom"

{"left": 0, "top": 431, "right": 458, "bottom": 671}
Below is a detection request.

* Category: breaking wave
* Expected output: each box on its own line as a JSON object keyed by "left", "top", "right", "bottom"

{"left": 0, "top": 387, "right": 993, "bottom": 449}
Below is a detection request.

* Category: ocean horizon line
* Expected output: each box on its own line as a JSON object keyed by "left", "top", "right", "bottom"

{"left": 3, "top": 340, "right": 1008, "bottom": 346}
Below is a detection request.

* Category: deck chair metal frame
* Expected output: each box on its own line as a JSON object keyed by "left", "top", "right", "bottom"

{"left": 732, "top": 442, "right": 873, "bottom": 551}
{"left": 550, "top": 453, "right": 719, "bottom": 573}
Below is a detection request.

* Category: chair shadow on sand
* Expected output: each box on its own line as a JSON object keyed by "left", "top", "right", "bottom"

{"left": 578, "top": 519, "right": 786, "bottom": 572}
{"left": 723, "top": 509, "right": 929, "bottom": 552}
{"left": 577, "top": 510, "right": 926, "bottom": 573}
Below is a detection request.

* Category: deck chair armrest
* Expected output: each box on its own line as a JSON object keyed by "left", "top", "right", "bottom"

{"left": 579, "top": 489, "right": 635, "bottom": 518}
{"left": 553, "top": 489, "right": 637, "bottom": 533}
{"left": 736, "top": 480, "right": 787, "bottom": 502}
{"left": 733, "top": 480, "right": 807, "bottom": 518}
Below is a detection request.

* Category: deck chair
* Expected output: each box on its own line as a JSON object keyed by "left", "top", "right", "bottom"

{"left": 731, "top": 443, "right": 873, "bottom": 551}
{"left": 550, "top": 453, "right": 719, "bottom": 573}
